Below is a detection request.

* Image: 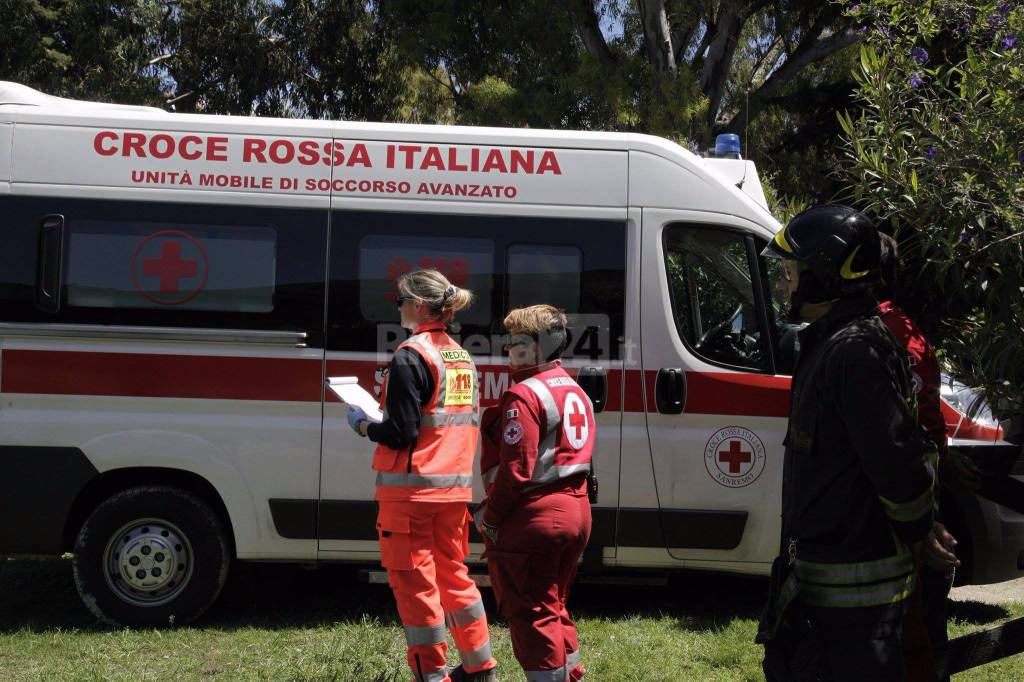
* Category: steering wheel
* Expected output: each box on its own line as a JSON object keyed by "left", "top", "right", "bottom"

{"left": 695, "top": 303, "right": 744, "bottom": 350}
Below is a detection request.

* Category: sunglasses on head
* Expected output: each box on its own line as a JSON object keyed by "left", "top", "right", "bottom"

{"left": 395, "top": 296, "right": 414, "bottom": 308}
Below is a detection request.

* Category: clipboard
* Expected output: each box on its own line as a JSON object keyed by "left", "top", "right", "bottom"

{"left": 326, "top": 377, "right": 384, "bottom": 423}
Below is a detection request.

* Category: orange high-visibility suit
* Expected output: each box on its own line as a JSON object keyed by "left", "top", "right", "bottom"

{"left": 368, "top": 323, "right": 496, "bottom": 682}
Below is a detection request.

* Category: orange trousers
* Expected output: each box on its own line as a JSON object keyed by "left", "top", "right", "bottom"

{"left": 377, "top": 500, "right": 497, "bottom": 682}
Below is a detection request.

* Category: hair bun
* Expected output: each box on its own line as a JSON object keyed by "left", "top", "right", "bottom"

{"left": 443, "top": 285, "right": 456, "bottom": 301}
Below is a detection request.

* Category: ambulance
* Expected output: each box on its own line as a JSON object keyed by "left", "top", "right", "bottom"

{"left": 0, "top": 82, "right": 1017, "bottom": 627}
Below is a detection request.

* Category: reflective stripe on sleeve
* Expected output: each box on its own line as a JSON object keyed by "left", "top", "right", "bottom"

{"left": 879, "top": 486, "right": 934, "bottom": 523}
{"left": 445, "top": 599, "right": 486, "bottom": 628}
{"left": 481, "top": 466, "right": 497, "bottom": 488}
{"left": 404, "top": 622, "right": 447, "bottom": 647}
{"left": 377, "top": 472, "right": 474, "bottom": 488}
{"left": 566, "top": 649, "right": 581, "bottom": 669}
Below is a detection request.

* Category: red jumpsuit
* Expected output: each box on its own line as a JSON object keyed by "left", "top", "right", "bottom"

{"left": 479, "top": 360, "right": 595, "bottom": 681}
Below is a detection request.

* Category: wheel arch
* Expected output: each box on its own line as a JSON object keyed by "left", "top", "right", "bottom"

{"left": 63, "top": 467, "right": 236, "bottom": 557}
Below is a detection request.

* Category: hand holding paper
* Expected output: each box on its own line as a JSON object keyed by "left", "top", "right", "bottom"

{"left": 327, "top": 377, "right": 384, "bottom": 423}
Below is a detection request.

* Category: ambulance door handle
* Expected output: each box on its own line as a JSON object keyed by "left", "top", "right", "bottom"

{"left": 577, "top": 367, "right": 607, "bottom": 413}
{"left": 35, "top": 214, "right": 65, "bottom": 314}
{"left": 655, "top": 368, "right": 686, "bottom": 414}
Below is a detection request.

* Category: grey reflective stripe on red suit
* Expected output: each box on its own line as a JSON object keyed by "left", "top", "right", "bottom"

{"left": 377, "top": 472, "right": 475, "bottom": 488}
{"left": 518, "top": 376, "right": 591, "bottom": 490}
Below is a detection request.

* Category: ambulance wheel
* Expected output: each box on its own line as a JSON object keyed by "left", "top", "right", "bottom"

{"left": 72, "top": 486, "right": 231, "bottom": 627}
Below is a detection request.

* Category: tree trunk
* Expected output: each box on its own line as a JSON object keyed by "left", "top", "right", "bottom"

{"left": 637, "top": 0, "right": 675, "bottom": 73}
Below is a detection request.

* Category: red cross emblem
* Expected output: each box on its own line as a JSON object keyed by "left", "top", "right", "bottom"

{"left": 718, "top": 440, "right": 752, "bottom": 474}
{"left": 131, "top": 230, "right": 209, "bottom": 305}
{"left": 562, "top": 392, "right": 589, "bottom": 449}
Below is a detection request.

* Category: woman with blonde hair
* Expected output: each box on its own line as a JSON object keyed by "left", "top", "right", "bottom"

{"left": 475, "top": 304, "right": 595, "bottom": 681}
{"left": 348, "top": 268, "right": 498, "bottom": 682}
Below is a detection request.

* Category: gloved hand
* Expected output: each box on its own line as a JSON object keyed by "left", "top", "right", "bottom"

{"left": 347, "top": 406, "right": 368, "bottom": 435}
{"left": 473, "top": 502, "right": 498, "bottom": 544}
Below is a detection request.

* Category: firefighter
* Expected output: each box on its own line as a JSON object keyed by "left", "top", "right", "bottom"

{"left": 756, "top": 205, "right": 958, "bottom": 681}
{"left": 347, "top": 269, "right": 498, "bottom": 682}
{"left": 474, "top": 305, "right": 594, "bottom": 682}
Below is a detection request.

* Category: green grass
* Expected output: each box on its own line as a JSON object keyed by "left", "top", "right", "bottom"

{"left": 0, "top": 558, "right": 1021, "bottom": 680}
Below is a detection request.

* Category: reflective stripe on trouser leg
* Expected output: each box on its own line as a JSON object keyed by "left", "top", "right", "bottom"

{"left": 413, "top": 666, "right": 449, "bottom": 682}
{"left": 525, "top": 667, "right": 568, "bottom": 682}
{"left": 404, "top": 623, "right": 447, "bottom": 647}
{"left": 445, "top": 598, "right": 493, "bottom": 667}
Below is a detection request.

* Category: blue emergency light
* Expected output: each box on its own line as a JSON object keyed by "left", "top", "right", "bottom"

{"left": 715, "top": 133, "right": 742, "bottom": 159}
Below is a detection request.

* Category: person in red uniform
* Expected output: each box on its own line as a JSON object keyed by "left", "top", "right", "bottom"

{"left": 474, "top": 305, "right": 594, "bottom": 682}
{"left": 876, "top": 234, "right": 981, "bottom": 682}
{"left": 348, "top": 268, "right": 498, "bottom": 682}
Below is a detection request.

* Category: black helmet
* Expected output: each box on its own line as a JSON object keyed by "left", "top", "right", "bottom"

{"left": 762, "top": 204, "right": 881, "bottom": 302}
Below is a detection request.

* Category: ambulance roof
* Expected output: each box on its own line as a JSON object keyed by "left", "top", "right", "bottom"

{"left": 0, "top": 81, "right": 780, "bottom": 231}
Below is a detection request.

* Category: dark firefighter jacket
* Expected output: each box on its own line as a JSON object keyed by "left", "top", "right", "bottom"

{"left": 780, "top": 294, "right": 938, "bottom": 624}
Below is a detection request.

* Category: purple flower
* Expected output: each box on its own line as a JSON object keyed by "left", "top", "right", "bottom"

{"left": 911, "top": 47, "right": 929, "bottom": 64}
{"left": 1018, "top": 152, "right": 1024, "bottom": 165}
{"left": 851, "top": 4, "right": 860, "bottom": 11}
{"left": 960, "top": 230, "right": 976, "bottom": 245}
{"left": 925, "top": 146, "right": 938, "bottom": 161}
{"left": 1003, "top": 34, "right": 1017, "bottom": 51}
{"left": 908, "top": 72, "right": 924, "bottom": 88}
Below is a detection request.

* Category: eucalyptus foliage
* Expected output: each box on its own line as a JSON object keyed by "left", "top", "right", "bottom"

{"left": 838, "top": 0, "right": 1024, "bottom": 416}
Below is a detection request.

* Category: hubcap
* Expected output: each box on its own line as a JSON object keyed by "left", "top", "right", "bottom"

{"left": 102, "top": 518, "right": 194, "bottom": 607}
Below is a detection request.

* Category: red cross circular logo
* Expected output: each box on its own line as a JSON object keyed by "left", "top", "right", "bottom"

{"left": 704, "top": 426, "right": 766, "bottom": 488}
{"left": 130, "top": 230, "right": 209, "bottom": 306}
{"left": 563, "top": 392, "right": 590, "bottom": 450}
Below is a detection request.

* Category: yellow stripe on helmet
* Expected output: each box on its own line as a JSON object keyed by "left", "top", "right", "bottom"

{"left": 840, "top": 245, "right": 870, "bottom": 279}
{"left": 773, "top": 229, "right": 794, "bottom": 254}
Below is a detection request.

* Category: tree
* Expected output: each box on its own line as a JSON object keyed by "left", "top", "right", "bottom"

{"left": 838, "top": 0, "right": 1024, "bottom": 415}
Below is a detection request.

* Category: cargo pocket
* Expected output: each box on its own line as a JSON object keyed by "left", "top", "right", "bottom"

{"left": 376, "top": 512, "right": 414, "bottom": 571}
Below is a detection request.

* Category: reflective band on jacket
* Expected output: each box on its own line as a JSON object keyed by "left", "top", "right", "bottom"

{"left": 408, "top": 335, "right": 448, "bottom": 406}
{"left": 525, "top": 666, "right": 568, "bottom": 682}
{"left": 421, "top": 412, "right": 481, "bottom": 428}
{"left": 519, "top": 377, "right": 591, "bottom": 491}
{"left": 879, "top": 485, "right": 934, "bottom": 523}
{"left": 800, "top": 572, "right": 916, "bottom": 609}
{"left": 404, "top": 623, "right": 447, "bottom": 647}
{"left": 445, "top": 599, "right": 486, "bottom": 628}
{"left": 481, "top": 466, "right": 497, "bottom": 488}
{"left": 459, "top": 641, "right": 494, "bottom": 668}
{"left": 413, "top": 667, "right": 449, "bottom": 682}
{"left": 793, "top": 551, "right": 915, "bottom": 586}
{"left": 566, "top": 649, "right": 581, "bottom": 669}
{"left": 377, "top": 472, "right": 475, "bottom": 488}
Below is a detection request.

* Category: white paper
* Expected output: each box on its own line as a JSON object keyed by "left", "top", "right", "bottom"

{"left": 326, "top": 377, "right": 384, "bottom": 423}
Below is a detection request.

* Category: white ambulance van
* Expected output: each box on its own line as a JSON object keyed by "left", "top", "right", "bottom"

{"left": 0, "top": 82, "right": 1017, "bottom": 626}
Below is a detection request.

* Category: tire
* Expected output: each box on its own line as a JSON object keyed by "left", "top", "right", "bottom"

{"left": 72, "top": 486, "right": 231, "bottom": 627}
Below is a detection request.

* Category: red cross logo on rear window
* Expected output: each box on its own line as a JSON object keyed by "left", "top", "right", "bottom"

{"left": 130, "top": 230, "right": 209, "bottom": 305}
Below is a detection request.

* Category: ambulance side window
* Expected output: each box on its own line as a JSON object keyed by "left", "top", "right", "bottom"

{"left": 0, "top": 197, "right": 328, "bottom": 336}
{"left": 663, "top": 225, "right": 771, "bottom": 372}
{"left": 328, "top": 211, "right": 625, "bottom": 359}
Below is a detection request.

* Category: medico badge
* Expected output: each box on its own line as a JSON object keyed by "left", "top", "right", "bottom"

{"left": 503, "top": 421, "right": 523, "bottom": 445}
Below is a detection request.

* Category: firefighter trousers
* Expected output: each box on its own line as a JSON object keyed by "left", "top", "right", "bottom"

{"left": 486, "top": 491, "right": 591, "bottom": 681}
{"left": 377, "top": 500, "right": 497, "bottom": 682}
